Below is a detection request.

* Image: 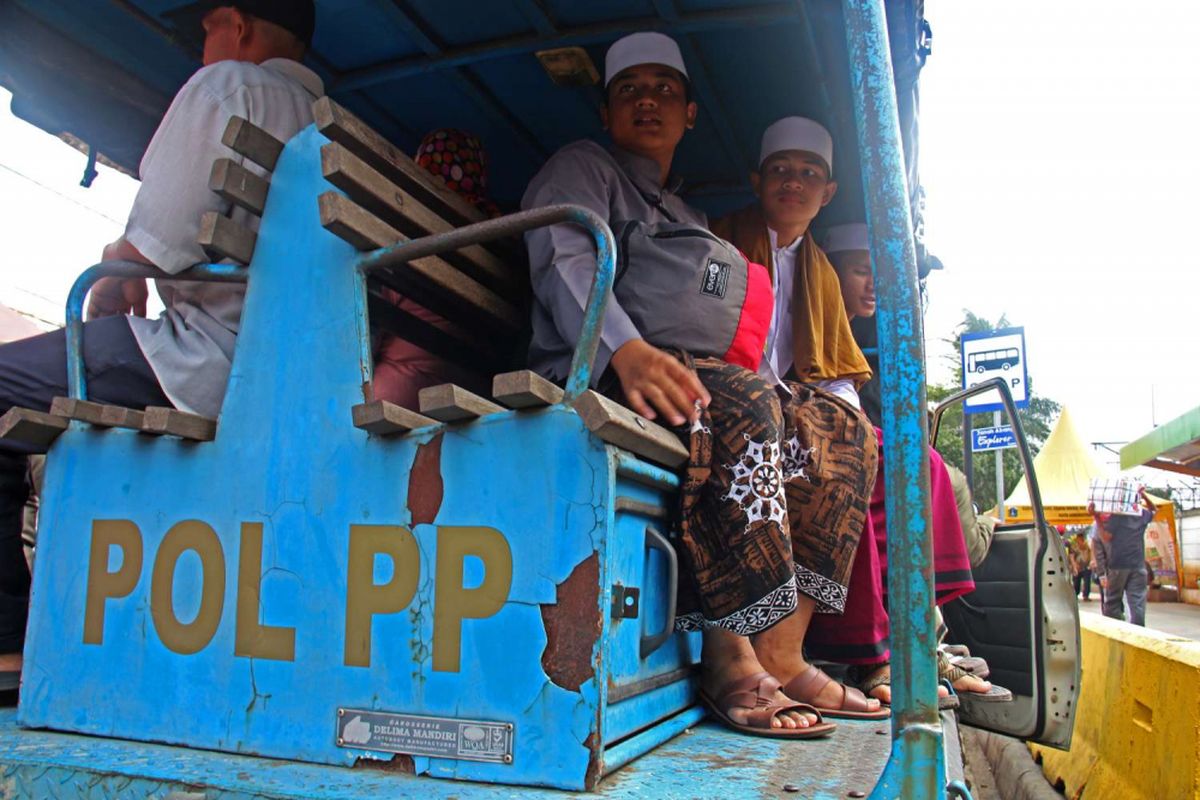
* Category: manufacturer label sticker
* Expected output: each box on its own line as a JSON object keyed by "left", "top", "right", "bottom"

{"left": 700, "top": 259, "right": 731, "bottom": 298}
{"left": 336, "top": 708, "right": 514, "bottom": 764}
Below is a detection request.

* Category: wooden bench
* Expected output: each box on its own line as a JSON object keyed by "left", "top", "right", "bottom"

{"left": 0, "top": 115, "right": 275, "bottom": 451}
{"left": 312, "top": 99, "right": 686, "bottom": 467}
{"left": 1, "top": 102, "right": 686, "bottom": 468}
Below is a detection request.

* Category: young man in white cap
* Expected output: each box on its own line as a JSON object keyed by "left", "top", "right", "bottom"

{"left": 711, "top": 117, "right": 871, "bottom": 407}
{"left": 821, "top": 223, "right": 876, "bottom": 320}
{"left": 523, "top": 34, "right": 883, "bottom": 737}
{"left": 0, "top": 0, "right": 322, "bottom": 698}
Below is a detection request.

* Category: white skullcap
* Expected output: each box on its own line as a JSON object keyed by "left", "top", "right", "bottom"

{"left": 759, "top": 116, "right": 833, "bottom": 173}
{"left": 822, "top": 223, "right": 869, "bottom": 255}
{"left": 604, "top": 32, "right": 689, "bottom": 87}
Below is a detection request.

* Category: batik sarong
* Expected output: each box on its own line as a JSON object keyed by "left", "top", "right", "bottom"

{"left": 669, "top": 357, "right": 876, "bottom": 635}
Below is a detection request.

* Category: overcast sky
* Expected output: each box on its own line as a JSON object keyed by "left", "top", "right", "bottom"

{"left": 1, "top": 1, "right": 1198, "bottom": 481}
{"left": 920, "top": 0, "right": 1200, "bottom": 476}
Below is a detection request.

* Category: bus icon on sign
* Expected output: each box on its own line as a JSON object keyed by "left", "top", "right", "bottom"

{"left": 967, "top": 348, "right": 1019, "bottom": 374}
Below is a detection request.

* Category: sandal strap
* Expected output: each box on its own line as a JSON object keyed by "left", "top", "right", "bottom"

{"left": 743, "top": 701, "right": 824, "bottom": 730}
{"left": 785, "top": 665, "right": 875, "bottom": 713}
{"left": 937, "top": 650, "right": 970, "bottom": 683}
{"left": 782, "top": 665, "right": 832, "bottom": 703}
{"left": 856, "top": 663, "right": 891, "bottom": 696}
{"left": 716, "top": 671, "right": 783, "bottom": 706}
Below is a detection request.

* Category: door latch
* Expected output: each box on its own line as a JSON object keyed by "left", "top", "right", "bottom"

{"left": 611, "top": 584, "right": 640, "bottom": 619}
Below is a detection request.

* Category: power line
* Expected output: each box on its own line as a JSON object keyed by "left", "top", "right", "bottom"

{"left": 0, "top": 161, "right": 127, "bottom": 226}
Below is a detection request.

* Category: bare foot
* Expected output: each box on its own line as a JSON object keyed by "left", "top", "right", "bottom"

{"left": 950, "top": 672, "right": 994, "bottom": 695}
{"left": 801, "top": 672, "right": 883, "bottom": 713}
{"left": 858, "top": 664, "right": 891, "bottom": 705}
{"left": 701, "top": 629, "right": 817, "bottom": 730}
{"left": 700, "top": 664, "right": 818, "bottom": 729}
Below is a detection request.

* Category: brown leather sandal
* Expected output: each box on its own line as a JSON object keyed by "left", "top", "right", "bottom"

{"left": 698, "top": 671, "right": 837, "bottom": 739}
{"left": 937, "top": 651, "right": 1012, "bottom": 702}
{"left": 783, "top": 665, "right": 890, "bottom": 719}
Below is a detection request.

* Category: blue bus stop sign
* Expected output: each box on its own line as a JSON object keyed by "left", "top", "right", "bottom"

{"left": 971, "top": 425, "right": 1017, "bottom": 452}
{"left": 960, "top": 327, "right": 1029, "bottom": 414}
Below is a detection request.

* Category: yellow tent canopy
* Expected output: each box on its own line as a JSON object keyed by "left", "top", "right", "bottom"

{"left": 999, "top": 407, "right": 1180, "bottom": 585}
{"left": 1002, "top": 406, "right": 1105, "bottom": 525}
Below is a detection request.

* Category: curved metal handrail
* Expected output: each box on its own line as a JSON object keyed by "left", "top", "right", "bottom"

{"left": 357, "top": 203, "right": 616, "bottom": 402}
{"left": 64, "top": 261, "right": 249, "bottom": 401}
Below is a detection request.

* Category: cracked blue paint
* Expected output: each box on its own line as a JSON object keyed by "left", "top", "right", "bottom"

{"left": 16, "top": 126, "right": 699, "bottom": 793}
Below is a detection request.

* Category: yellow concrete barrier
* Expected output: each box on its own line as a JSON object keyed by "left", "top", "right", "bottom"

{"left": 1032, "top": 611, "right": 1200, "bottom": 799}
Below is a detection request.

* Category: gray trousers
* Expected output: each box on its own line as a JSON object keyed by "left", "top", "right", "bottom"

{"left": 1102, "top": 567, "right": 1147, "bottom": 626}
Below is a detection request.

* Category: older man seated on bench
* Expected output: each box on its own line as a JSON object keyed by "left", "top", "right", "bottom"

{"left": 0, "top": 0, "right": 322, "bottom": 696}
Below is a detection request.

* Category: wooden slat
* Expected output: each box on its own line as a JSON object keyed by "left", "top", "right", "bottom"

{"left": 312, "top": 98, "right": 485, "bottom": 228}
{"left": 221, "top": 117, "right": 284, "bottom": 172}
{"left": 210, "top": 158, "right": 269, "bottom": 216}
{"left": 352, "top": 400, "right": 436, "bottom": 435}
{"left": 492, "top": 371, "right": 564, "bottom": 409}
{"left": 198, "top": 211, "right": 257, "bottom": 265}
{"left": 572, "top": 391, "right": 688, "bottom": 468}
{"left": 319, "top": 191, "right": 402, "bottom": 250}
{"left": 418, "top": 384, "right": 504, "bottom": 422}
{"left": 99, "top": 405, "right": 146, "bottom": 430}
{"left": 50, "top": 397, "right": 110, "bottom": 426}
{"left": 50, "top": 397, "right": 146, "bottom": 431}
{"left": 321, "top": 143, "right": 512, "bottom": 289}
{"left": 0, "top": 407, "right": 68, "bottom": 451}
{"left": 141, "top": 407, "right": 217, "bottom": 442}
{"left": 318, "top": 192, "right": 520, "bottom": 331}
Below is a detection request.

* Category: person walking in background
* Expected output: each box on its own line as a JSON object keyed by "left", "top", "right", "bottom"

{"left": 1067, "top": 529, "right": 1093, "bottom": 601}
{"left": 1090, "top": 488, "right": 1156, "bottom": 626}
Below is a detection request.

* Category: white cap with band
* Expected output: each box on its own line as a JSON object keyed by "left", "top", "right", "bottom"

{"left": 605, "top": 32, "right": 689, "bottom": 87}
{"left": 822, "top": 223, "right": 869, "bottom": 255}
{"left": 759, "top": 116, "right": 834, "bottom": 173}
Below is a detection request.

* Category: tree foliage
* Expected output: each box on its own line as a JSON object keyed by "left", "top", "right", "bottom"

{"left": 928, "top": 311, "right": 1061, "bottom": 512}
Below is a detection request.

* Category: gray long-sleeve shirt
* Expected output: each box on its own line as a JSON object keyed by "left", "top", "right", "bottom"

{"left": 520, "top": 140, "right": 707, "bottom": 384}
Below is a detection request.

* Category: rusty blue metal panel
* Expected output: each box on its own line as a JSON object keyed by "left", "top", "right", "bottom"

{"left": 0, "top": 709, "right": 902, "bottom": 798}
{"left": 19, "top": 125, "right": 691, "bottom": 792}
{"left": 841, "top": 0, "right": 943, "bottom": 798}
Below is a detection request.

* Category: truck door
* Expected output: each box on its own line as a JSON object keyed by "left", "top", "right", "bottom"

{"left": 932, "top": 379, "right": 1081, "bottom": 749}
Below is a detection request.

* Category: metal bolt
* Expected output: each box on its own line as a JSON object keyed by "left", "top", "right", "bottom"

{"left": 503, "top": 754, "right": 513, "bottom": 764}
{"left": 875, "top": 728, "right": 887, "bottom": 735}
{"left": 336, "top": 737, "right": 344, "bottom": 746}
{"left": 506, "top": 722, "right": 514, "bottom": 731}
{"left": 337, "top": 708, "right": 345, "bottom": 717}
{"left": 848, "top": 792, "right": 866, "bottom": 798}
{"left": 783, "top": 785, "right": 800, "bottom": 793}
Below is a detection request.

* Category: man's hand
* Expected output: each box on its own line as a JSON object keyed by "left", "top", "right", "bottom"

{"left": 88, "top": 238, "right": 153, "bottom": 320}
{"left": 87, "top": 276, "right": 148, "bottom": 320}
{"left": 609, "top": 339, "right": 710, "bottom": 426}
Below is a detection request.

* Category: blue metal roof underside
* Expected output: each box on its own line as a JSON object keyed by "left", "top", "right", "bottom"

{"left": 0, "top": 0, "right": 924, "bottom": 220}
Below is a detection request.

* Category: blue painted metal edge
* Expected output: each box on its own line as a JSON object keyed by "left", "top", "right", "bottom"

{"left": 841, "top": 0, "right": 943, "bottom": 797}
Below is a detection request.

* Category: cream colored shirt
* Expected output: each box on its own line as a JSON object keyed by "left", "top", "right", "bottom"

{"left": 125, "top": 58, "right": 323, "bottom": 417}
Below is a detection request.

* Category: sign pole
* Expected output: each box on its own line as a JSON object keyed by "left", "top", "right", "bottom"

{"left": 962, "top": 410, "right": 973, "bottom": 495}
{"left": 994, "top": 410, "right": 1005, "bottom": 519}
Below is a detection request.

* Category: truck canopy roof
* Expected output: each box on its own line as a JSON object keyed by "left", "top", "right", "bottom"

{"left": 0, "top": 0, "right": 926, "bottom": 223}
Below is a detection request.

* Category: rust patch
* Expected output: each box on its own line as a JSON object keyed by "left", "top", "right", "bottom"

{"left": 540, "top": 552, "right": 601, "bottom": 692}
{"left": 354, "top": 753, "right": 416, "bottom": 774}
{"left": 583, "top": 730, "right": 602, "bottom": 790}
{"left": 406, "top": 432, "right": 444, "bottom": 525}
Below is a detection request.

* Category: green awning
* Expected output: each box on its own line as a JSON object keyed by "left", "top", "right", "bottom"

{"left": 1120, "top": 404, "right": 1200, "bottom": 476}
